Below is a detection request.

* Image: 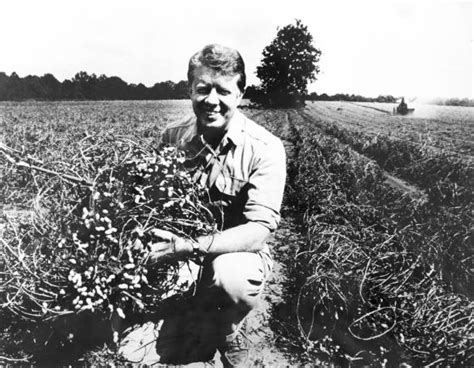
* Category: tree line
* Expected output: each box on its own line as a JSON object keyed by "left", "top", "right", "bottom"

{"left": 245, "top": 87, "right": 398, "bottom": 104}
{"left": 0, "top": 71, "right": 189, "bottom": 101}
{"left": 2, "top": 70, "right": 471, "bottom": 107}
{"left": 428, "top": 97, "right": 474, "bottom": 107}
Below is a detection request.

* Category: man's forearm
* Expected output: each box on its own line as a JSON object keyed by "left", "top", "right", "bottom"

{"left": 176, "top": 222, "right": 270, "bottom": 256}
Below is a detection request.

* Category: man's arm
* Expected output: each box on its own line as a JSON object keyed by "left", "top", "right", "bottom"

{"left": 148, "top": 136, "right": 286, "bottom": 263}
{"left": 194, "top": 137, "right": 286, "bottom": 255}
{"left": 147, "top": 222, "right": 270, "bottom": 263}
{"left": 195, "top": 222, "right": 270, "bottom": 253}
{"left": 192, "top": 222, "right": 270, "bottom": 254}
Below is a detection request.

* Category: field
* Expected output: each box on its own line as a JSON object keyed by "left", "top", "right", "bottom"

{"left": 1, "top": 100, "right": 473, "bottom": 366}
{"left": 304, "top": 101, "right": 474, "bottom": 156}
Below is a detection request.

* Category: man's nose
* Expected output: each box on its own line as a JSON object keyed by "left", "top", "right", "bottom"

{"left": 204, "top": 88, "right": 219, "bottom": 105}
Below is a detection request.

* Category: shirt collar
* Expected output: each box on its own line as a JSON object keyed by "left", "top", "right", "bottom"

{"left": 223, "top": 110, "right": 245, "bottom": 147}
{"left": 183, "top": 110, "right": 246, "bottom": 147}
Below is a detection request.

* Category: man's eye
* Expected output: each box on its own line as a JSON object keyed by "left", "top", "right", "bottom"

{"left": 196, "top": 88, "right": 209, "bottom": 94}
{"left": 218, "top": 89, "right": 231, "bottom": 96}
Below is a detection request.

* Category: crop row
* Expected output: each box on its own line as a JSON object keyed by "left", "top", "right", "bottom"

{"left": 300, "top": 109, "right": 473, "bottom": 209}
{"left": 305, "top": 102, "right": 474, "bottom": 156}
{"left": 282, "top": 110, "right": 472, "bottom": 365}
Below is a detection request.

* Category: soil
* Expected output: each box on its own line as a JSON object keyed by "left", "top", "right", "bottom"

{"left": 244, "top": 215, "right": 307, "bottom": 367}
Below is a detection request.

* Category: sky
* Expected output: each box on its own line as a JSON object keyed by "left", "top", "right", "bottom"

{"left": 0, "top": 0, "right": 472, "bottom": 99}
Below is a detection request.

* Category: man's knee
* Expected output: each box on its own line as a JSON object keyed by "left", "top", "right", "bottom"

{"left": 211, "top": 252, "right": 267, "bottom": 310}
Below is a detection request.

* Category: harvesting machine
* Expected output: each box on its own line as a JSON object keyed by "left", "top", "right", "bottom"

{"left": 393, "top": 97, "right": 415, "bottom": 115}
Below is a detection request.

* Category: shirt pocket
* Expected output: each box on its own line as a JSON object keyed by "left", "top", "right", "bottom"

{"left": 214, "top": 173, "right": 247, "bottom": 197}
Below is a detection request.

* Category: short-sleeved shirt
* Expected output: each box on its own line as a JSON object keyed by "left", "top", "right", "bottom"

{"left": 160, "top": 110, "right": 286, "bottom": 257}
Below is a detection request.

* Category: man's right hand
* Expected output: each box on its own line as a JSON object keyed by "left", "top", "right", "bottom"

{"left": 147, "top": 229, "right": 193, "bottom": 264}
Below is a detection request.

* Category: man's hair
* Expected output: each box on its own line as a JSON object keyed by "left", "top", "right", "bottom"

{"left": 188, "top": 44, "right": 246, "bottom": 92}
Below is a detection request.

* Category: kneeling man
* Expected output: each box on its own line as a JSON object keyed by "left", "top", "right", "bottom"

{"left": 148, "top": 44, "right": 286, "bottom": 367}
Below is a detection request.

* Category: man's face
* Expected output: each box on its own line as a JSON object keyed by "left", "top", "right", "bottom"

{"left": 190, "top": 66, "right": 243, "bottom": 132}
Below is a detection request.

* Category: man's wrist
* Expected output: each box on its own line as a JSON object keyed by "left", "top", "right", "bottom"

{"left": 195, "top": 234, "right": 215, "bottom": 255}
{"left": 173, "top": 237, "right": 194, "bottom": 256}
{"left": 174, "top": 235, "right": 215, "bottom": 257}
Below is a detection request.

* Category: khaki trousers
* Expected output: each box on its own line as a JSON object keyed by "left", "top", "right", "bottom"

{"left": 119, "top": 251, "right": 272, "bottom": 365}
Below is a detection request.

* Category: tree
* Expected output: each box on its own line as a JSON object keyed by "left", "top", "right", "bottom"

{"left": 174, "top": 80, "right": 189, "bottom": 99}
{"left": 73, "top": 71, "right": 99, "bottom": 99}
{"left": 255, "top": 19, "right": 321, "bottom": 107}
{"left": 41, "top": 74, "right": 62, "bottom": 99}
{"left": 244, "top": 85, "right": 265, "bottom": 105}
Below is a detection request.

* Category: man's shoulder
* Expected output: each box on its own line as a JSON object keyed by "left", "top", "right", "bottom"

{"left": 240, "top": 112, "right": 282, "bottom": 148}
{"left": 161, "top": 115, "right": 196, "bottom": 144}
{"left": 163, "top": 115, "right": 195, "bottom": 133}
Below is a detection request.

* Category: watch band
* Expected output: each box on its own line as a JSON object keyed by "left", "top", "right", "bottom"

{"left": 191, "top": 240, "right": 200, "bottom": 257}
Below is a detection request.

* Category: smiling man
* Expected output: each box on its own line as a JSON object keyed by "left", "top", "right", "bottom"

{"left": 152, "top": 44, "right": 286, "bottom": 367}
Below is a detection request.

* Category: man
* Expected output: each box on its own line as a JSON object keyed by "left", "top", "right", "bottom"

{"left": 143, "top": 44, "right": 286, "bottom": 367}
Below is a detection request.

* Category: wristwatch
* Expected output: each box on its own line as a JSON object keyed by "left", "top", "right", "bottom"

{"left": 191, "top": 240, "right": 200, "bottom": 258}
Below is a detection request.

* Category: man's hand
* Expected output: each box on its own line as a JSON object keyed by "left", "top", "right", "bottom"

{"left": 146, "top": 229, "right": 193, "bottom": 264}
